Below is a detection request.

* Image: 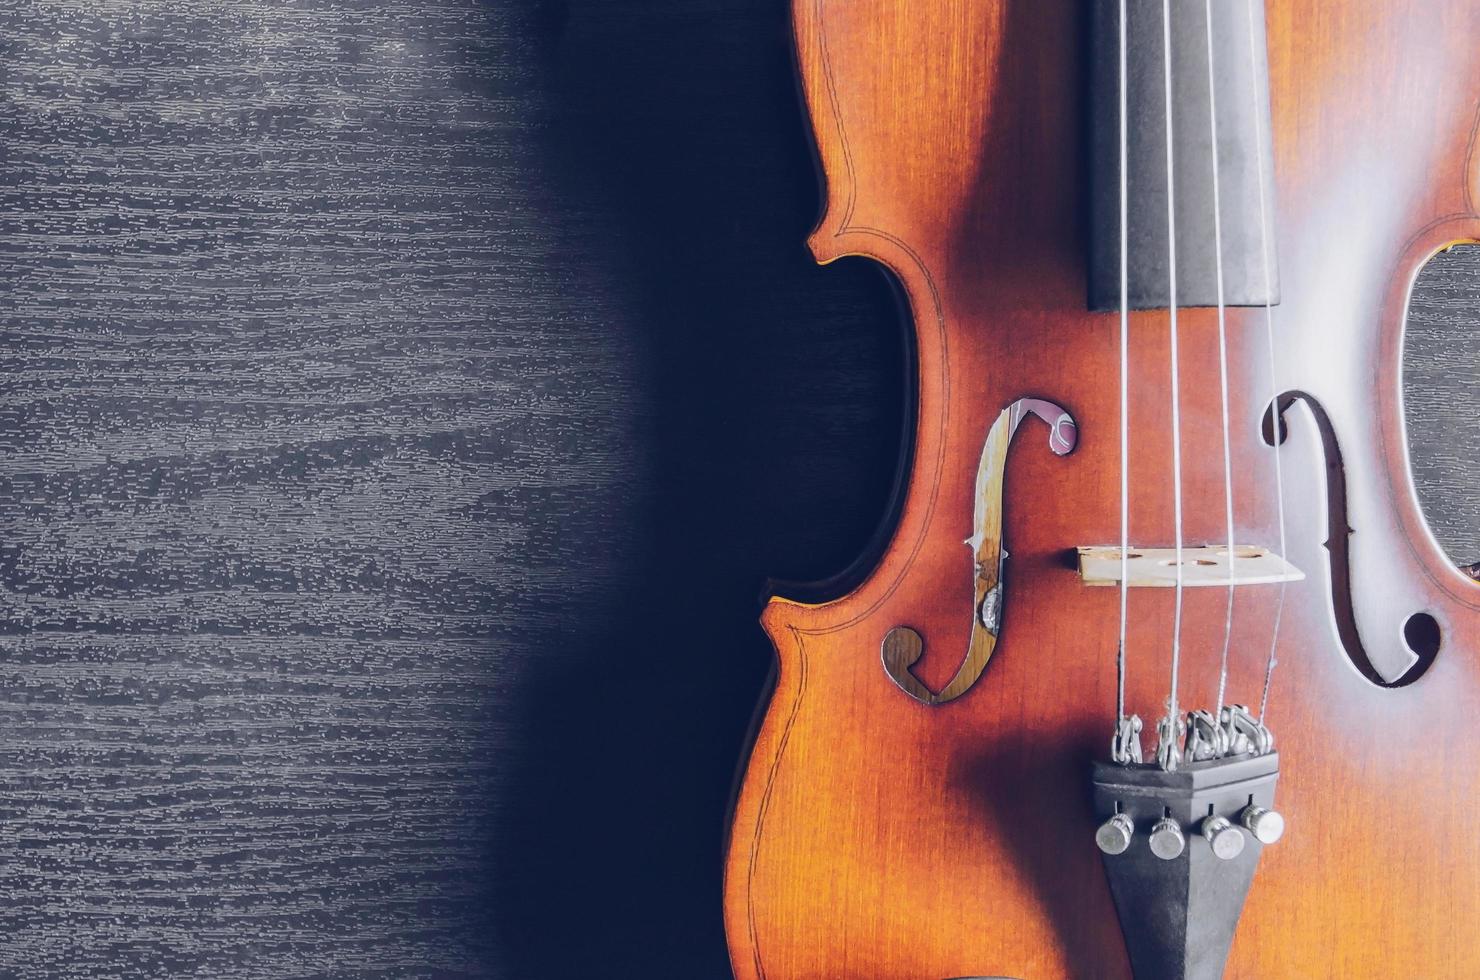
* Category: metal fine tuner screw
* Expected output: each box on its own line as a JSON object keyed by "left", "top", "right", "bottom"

{"left": 1148, "top": 816, "right": 1185, "bottom": 860}
{"left": 1095, "top": 813, "right": 1134, "bottom": 855}
{"left": 1239, "top": 804, "right": 1285, "bottom": 845}
{"left": 1201, "top": 815, "right": 1247, "bottom": 860}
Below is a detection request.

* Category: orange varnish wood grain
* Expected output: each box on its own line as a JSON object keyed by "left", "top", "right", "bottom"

{"left": 724, "top": 1, "right": 1480, "bottom": 978}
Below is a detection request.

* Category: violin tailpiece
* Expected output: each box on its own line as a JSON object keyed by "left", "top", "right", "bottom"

{"left": 1093, "top": 753, "right": 1283, "bottom": 980}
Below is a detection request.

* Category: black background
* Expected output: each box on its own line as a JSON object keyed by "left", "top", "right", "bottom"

{"left": 0, "top": 1, "right": 1474, "bottom": 977}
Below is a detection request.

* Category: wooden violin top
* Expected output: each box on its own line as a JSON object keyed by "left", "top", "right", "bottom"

{"left": 726, "top": 2, "right": 1480, "bottom": 977}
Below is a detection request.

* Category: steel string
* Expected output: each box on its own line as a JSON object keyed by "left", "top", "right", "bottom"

{"left": 1244, "top": 0, "right": 1288, "bottom": 721}
{"left": 1204, "top": 0, "right": 1238, "bottom": 713}
{"left": 1159, "top": 0, "right": 1188, "bottom": 768}
{"left": 1115, "top": 0, "right": 1132, "bottom": 742}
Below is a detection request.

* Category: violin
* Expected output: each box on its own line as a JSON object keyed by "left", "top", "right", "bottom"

{"left": 724, "top": 1, "right": 1480, "bottom": 977}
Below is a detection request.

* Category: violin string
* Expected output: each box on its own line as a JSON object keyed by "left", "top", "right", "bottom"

{"left": 1245, "top": 0, "right": 1288, "bottom": 721}
{"left": 1204, "top": 0, "right": 1237, "bottom": 713}
{"left": 1160, "top": 0, "right": 1187, "bottom": 757}
{"left": 1115, "top": 0, "right": 1130, "bottom": 733}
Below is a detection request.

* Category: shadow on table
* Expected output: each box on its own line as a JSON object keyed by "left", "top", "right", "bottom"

{"left": 483, "top": 1, "right": 902, "bottom": 976}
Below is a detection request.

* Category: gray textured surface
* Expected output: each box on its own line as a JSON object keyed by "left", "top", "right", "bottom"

{"left": 0, "top": 1, "right": 1473, "bottom": 978}
{"left": 0, "top": 1, "right": 900, "bottom": 977}
{"left": 1406, "top": 245, "right": 1480, "bottom": 566}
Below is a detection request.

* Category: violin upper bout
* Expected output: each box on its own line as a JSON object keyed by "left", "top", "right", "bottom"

{"left": 792, "top": 0, "right": 1014, "bottom": 270}
{"left": 781, "top": 0, "right": 1083, "bottom": 632}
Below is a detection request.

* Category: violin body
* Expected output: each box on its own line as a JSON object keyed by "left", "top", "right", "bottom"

{"left": 724, "top": 2, "right": 1480, "bottom": 978}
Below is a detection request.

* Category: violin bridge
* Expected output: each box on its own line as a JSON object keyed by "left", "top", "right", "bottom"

{"left": 1076, "top": 545, "right": 1303, "bottom": 588}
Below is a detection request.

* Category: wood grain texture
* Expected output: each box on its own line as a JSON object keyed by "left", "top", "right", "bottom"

{"left": 0, "top": 1, "right": 910, "bottom": 976}
{"left": 0, "top": 1, "right": 1474, "bottom": 978}
{"left": 725, "top": 1, "right": 1480, "bottom": 977}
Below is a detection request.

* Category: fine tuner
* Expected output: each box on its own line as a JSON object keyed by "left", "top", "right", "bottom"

{"left": 1096, "top": 802, "right": 1286, "bottom": 860}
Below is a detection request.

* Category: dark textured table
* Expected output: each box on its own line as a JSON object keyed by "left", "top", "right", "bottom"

{"left": 0, "top": 2, "right": 1474, "bottom": 977}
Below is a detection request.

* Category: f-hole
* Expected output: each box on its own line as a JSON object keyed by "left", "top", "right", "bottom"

{"left": 1263, "top": 391, "right": 1439, "bottom": 687}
